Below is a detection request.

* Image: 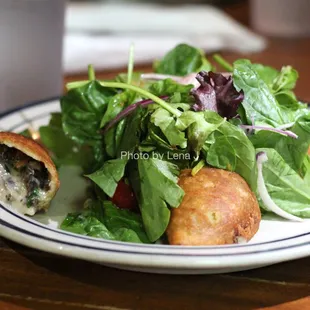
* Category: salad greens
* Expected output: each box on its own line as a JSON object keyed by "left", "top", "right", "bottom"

{"left": 256, "top": 148, "right": 310, "bottom": 218}
{"left": 135, "top": 158, "right": 184, "bottom": 241}
{"left": 85, "top": 158, "right": 128, "bottom": 198}
{"left": 203, "top": 111, "right": 257, "bottom": 190}
{"left": 61, "top": 200, "right": 150, "bottom": 243}
{"left": 153, "top": 43, "right": 213, "bottom": 76}
{"left": 38, "top": 43, "right": 310, "bottom": 244}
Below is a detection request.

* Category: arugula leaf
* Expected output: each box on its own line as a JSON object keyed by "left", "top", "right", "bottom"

{"left": 251, "top": 64, "right": 304, "bottom": 118}
{"left": 203, "top": 111, "right": 257, "bottom": 190}
{"left": 256, "top": 148, "right": 310, "bottom": 218}
{"left": 154, "top": 44, "right": 212, "bottom": 76}
{"left": 140, "top": 124, "right": 187, "bottom": 154}
{"left": 139, "top": 125, "right": 191, "bottom": 171}
{"left": 150, "top": 108, "right": 187, "bottom": 148}
{"left": 251, "top": 64, "right": 298, "bottom": 94}
{"left": 233, "top": 59, "right": 285, "bottom": 127}
{"left": 61, "top": 81, "right": 115, "bottom": 144}
{"left": 131, "top": 158, "right": 184, "bottom": 242}
{"left": 85, "top": 158, "right": 128, "bottom": 197}
{"left": 271, "top": 66, "right": 298, "bottom": 93}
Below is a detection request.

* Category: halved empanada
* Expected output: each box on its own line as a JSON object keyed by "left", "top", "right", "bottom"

{"left": 0, "top": 132, "right": 59, "bottom": 215}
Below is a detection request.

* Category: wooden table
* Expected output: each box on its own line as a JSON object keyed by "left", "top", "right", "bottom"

{"left": 1, "top": 32, "right": 310, "bottom": 310}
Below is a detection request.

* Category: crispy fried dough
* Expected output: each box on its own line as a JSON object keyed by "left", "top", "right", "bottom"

{"left": 167, "top": 168, "right": 261, "bottom": 245}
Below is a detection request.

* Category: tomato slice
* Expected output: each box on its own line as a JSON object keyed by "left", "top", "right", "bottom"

{"left": 111, "top": 179, "right": 137, "bottom": 210}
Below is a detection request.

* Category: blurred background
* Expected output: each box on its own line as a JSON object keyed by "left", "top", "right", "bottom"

{"left": 64, "top": 0, "right": 310, "bottom": 74}
{"left": 64, "top": 0, "right": 263, "bottom": 73}
{"left": 1, "top": 0, "right": 310, "bottom": 111}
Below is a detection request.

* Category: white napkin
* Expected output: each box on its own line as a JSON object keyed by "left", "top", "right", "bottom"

{"left": 64, "top": 2, "right": 266, "bottom": 73}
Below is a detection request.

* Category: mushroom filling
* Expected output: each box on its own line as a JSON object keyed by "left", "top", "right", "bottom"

{"left": 0, "top": 145, "right": 50, "bottom": 214}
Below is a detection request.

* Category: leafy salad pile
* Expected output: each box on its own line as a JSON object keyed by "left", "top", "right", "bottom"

{"left": 37, "top": 44, "right": 310, "bottom": 244}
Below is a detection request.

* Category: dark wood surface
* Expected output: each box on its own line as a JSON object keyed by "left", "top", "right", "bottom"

{"left": 0, "top": 237, "right": 309, "bottom": 310}
{"left": 1, "top": 2, "right": 310, "bottom": 309}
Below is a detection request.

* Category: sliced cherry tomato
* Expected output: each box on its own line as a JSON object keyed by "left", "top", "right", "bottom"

{"left": 111, "top": 179, "right": 137, "bottom": 210}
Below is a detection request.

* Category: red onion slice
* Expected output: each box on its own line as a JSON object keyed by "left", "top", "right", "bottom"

{"left": 101, "top": 96, "right": 169, "bottom": 134}
{"left": 241, "top": 125, "right": 298, "bottom": 139}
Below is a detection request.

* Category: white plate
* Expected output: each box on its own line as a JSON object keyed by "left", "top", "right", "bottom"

{"left": 0, "top": 99, "right": 309, "bottom": 274}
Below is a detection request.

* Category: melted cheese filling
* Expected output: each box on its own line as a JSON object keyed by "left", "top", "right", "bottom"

{"left": 0, "top": 163, "right": 47, "bottom": 215}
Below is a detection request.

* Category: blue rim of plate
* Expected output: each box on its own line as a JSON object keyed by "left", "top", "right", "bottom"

{"left": 2, "top": 201, "right": 310, "bottom": 250}
{"left": 2, "top": 202, "right": 309, "bottom": 253}
{"left": 1, "top": 216, "right": 309, "bottom": 256}
{"left": 0, "top": 96, "right": 60, "bottom": 119}
{"left": 0, "top": 98, "right": 309, "bottom": 256}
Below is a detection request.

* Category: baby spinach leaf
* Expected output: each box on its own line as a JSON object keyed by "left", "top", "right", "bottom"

{"left": 85, "top": 158, "right": 128, "bottom": 197}
{"left": 303, "top": 156, "right": 310, "bottom": 186}
{"left": 252, "top": 63, "right": 279, "bottom": 87}
{"left": 61, "top": 212, "right": 115, "bottom": 239}
{"left": 154, "top": 44, "right": 212, "bottom": 76}
{"left": 275, "top": 91, "right": 299, "bottom": 109}
{"left": 203, "top": 111, "right": 257, "bottom": 190}
{"left": 257, "top": 148, "right": 310, "bottom": 218}
{"left": 100, "top": 91, "right": 134, "bottom": 128}
{"left": 233, "top": 59, "right": 285, "bottom": 127}
{"left": 112, "top": 229, "right": 144, "bottom": 243}
{"left": 39, "top": 113, "right": 94, "bottom": 170}
{"left": 19, "top": 129, "right": 32, "bottom": 138}
{"left": 61, "top": 200, "right": 150, "bottom": 243}
{"left": 251, "top": 114, "right": 310, "bottom": 176}
{"left": 61, "top": 81, "right": 115, "bottom": 144}
{"left": 132, "top": 158, "right": 184, "bottom": 242}
{"left": 117, "top": 107, "right": 145, "bottom": 156}
{"left": 148, "top": 78, "right": 194, "bottom": 103}
{"left": 101, "top": 90, "right": 137, "bottom": 158}
{"left": 102, "top": 201, "right": 150, "bottom": 243}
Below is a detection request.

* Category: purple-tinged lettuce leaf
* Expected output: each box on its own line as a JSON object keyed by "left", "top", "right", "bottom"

{"left": 191, "top": 71, "right": 244, "bottom": 119}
